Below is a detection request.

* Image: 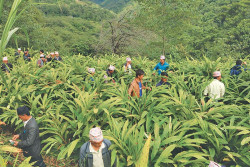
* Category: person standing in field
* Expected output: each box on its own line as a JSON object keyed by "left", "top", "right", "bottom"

{"left": 204, "top": 71, "right": 225, "bottom": 100}
{"left": 79, "top": 127, "right": 116, "bottom": 167}
{"left": 37, "top": 54, "right": 46, "bottom": 67}
{"left": 124, "top": 57, "right": 132, "bottom": 74}
{"left": 1, "top": 57, "right": 13, "bottom": 73}
{"left": 128, "top": 69, "right": 151, "bottom": 97}
{"left": 15, "top": 48, "right": 22, "bottom": 59}
{"left": 156, "top": 72, "right": 171, "bottom": 87}
{"left": 54, "top": 51, "right": 62, "bottom": 61}
{"left": 23, "top": 49, "right": 31, "bottom": 62}
{"left": 230, "top": 60, "right": 247, "bottom": 76}
{"left": 12, "top": 106, "right": 46, "bottom": 167}
{"left": 104, "top": 65, "right": 116, "bottom": 83}
{"left": 88, "top": 68, "right": 95, "bottom": 81}
{"left": 46, "top": 52, "right": 55, "bottom": 62}
{"left": 153, "top": 55, "right": 169, "bottom": 75}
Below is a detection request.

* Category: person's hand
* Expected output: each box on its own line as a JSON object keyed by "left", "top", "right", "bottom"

{"left": 28, "top": 57, "right": 31, "bottom": 59}
{"left": 147, "top": 87, "right": 152, "bottom": 91}
{"left": 0, "top": 121, "right": 6, "bottom": 126}
{"left": 243, "top": 62, "right": 247, "bottom": 65}
{"left": 14, "top": 141, "right": 18, "bottom": 147}
{"left": 153, "top": 73, "right": 155, "bottom": 76}
{"left": 12, "top": 134, "right": 20, "bottom": 141}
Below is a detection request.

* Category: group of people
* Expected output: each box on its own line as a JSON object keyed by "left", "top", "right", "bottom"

{"left": 0, "top": 50, "right": 248, "bottom": 167}
{"left": 0, "top": 107, "right": 115, "bottom": 167}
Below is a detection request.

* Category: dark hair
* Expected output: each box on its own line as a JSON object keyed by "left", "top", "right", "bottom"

{"left": 40, "top": 50, "right": 44, "bottom": 53}
{"left": 25, "top": 49, "right": 29, "bottom": 52}
{"left": 236, "top": 60, "right": 242, "bottom": 65}
{"left": 161, "top": 72, "right": 168, "bottom": 77}
{"left": 136, "top": 69, "right": 144, "bottom": 77}
{"left": 17, "top": 106, "right": 30, "bottom": 116}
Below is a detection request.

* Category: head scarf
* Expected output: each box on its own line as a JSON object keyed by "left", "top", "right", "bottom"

{"left": 213, "top": 71, "right": 221, "bottom": 77}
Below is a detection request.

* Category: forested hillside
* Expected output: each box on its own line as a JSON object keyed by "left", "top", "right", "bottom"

{"left": 1, "top": 0, "right": 249, "bottom": 59}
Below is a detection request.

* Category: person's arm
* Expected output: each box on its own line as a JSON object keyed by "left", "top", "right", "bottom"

{"left": 17, "top": 127, "right": 37, "bottom": 148}
{"left": 204, "top": 86, "right": 208, "bottom": 96}
{"left": 153, "top": 63, "right": 158, "bottom": 71}
{"left": 79, "top": 144, "right": 87, "bottom": 167}
{"left": 128, "top": 84, "right": 133, "bottom": 96}
{"left": 0, "top": 121, "right": 6, "bottom": 125}
{"left": 221, "top": 84, "right": 225, "bottom": 97}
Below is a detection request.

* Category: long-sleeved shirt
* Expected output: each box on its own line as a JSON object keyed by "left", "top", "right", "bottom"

{"left": 153, "top": 62, "right": 169, "bottom": 75}
{"left": 128, "top": 79, "right": 146, "bottom": 97}
{"left": 204, "top": 79, "right": 225, "bottom": 99}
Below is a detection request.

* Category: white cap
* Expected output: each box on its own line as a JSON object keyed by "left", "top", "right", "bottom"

{"left": 109, "top": 65, "right": 115, "bottom": 71}
{"left": 88, "top": 68, "right": 95, "bottom": 74}
{"left": 3, "top": 57, "right": 8, "bottom": 61}
{"left": 213, "top": 71, "right": 221, "bottom": 77}
{"left": 18, "top": 48, "right": 21, "bottom": 51}
{"left": 50, "top": 52, "right": 54, "bottom": 55}
{"left": 160, "top": 55, "right": 165, "bottom": 60}
{"left": 126, "top": 57, "right": 131, "bottom": 62}
{"left": 55, "top": 51, "right": 59, "bottom": 54}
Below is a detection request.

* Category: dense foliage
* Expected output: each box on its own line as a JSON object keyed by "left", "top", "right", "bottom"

{"left": 0, "top": 51, "right": 249, "bottom": 166}
{"left": 1, "top": 0, "right": 249, "bottom": 59}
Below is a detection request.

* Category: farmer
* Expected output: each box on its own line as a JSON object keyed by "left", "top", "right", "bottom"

{"left": 104, "top": 65, "right": 116, "bottom": 83}
{"left": 128, "top": 69, "right": 151, "bottom": 97}
{"left": 37, "top": 54, "right": 46, "bottom": 67}
{"left": 1, "top": 57, "right": 13, "bottom": 73}
{"left": 23, "top": 49, "right": 31, "bottom": 62}
{"left": 156, "top": 72, "right": 171, "bottom": 87}
{"left": 15, "top": 48, "right": 22, "bottom": 59}
{"left": 88, "top": 68, "right": 95, "bottom": 81}
{"left": 54, "top": 51, "right": 62, "bottom": 61}
{"left": 230, "top": 60, "right": 247, "bottom": 76}
{"left": 153, "top": 55, "right": 169, "bottom": 75}
{"left": 79, "top": 127, "right": 116, "bottom": 167}
{"left": 124, "top": 57, "right": 132, "bottom": 73}
{"left": 204, "top": 71, "right": 225, "bottom": 100}
{"left": 46, "top": 52, "right": 55, "bottom": 62}
{"left": 12, "top": 106, "right": 46, "bottom": 167}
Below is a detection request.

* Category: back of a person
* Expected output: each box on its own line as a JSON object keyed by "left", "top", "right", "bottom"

{"left": 230, "top": 65, "right": 243, "bottom": 76}
{"left": 207, "top": 79, "right": 224, "bottom": 99}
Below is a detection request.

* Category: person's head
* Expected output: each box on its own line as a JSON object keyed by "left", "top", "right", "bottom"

{"left": 17, "top": 106, "right": 31, "bottom": 121}
{"left": 126, "top": 57, "right": 132, "bottom": 64}
{"left": 236, "top": 60, "right": 242, "bottom": 65}
{"left": 55, "top": 51, "right": 59, "bottom": 57}
{"left": 24, "top": 49, "right": 29, "bottom": 55}
{"left": 108, "top": 65, "right": 115, "bottom": 74}
{"left": 18, "top": 48, "right": 21, "bottom": 53}
{"left": 88, "top": 68, "right": 95, "bottom": 75}
{"left": 40, "top": 50, "right": 44, "bottom": 54}
{"left": 213, "top": 71, "right": 222, "bottom": 80}
{"left": 3, "top": 57, "right": 8, "bottom": 64}
{"left": 89, "top": 127, "right": 103, "bottom": 148}
{"left": 50, "top": 52, "right": 55, "bottom": 57}
{"left": 161, "top": 72, "right": 168, "bottom": 82}
{"left": 160, "top": 55, "right": 165, "bottom": 64}
{"left": 136, "top": 69, "right": 144, "bottom": 80}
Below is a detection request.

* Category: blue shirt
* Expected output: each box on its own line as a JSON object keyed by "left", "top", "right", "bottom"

{"left": 153, "top": 62, "right": 169, "bottom": 75}
{"left": 156, "top": 80, "right": 171, "bottom": 87}
{"left": 139, "top": 82, "right": 142, "bottom": 97}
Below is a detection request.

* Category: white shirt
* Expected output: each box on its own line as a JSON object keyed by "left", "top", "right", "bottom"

{"left": 23, "top": 117, "right": 32, "bottom": 127}
{"left": 89, "top": 142, "right": 105, "bottom": 167}
{"left": 204, "top": 79, "right": 225, "bottom": 99}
